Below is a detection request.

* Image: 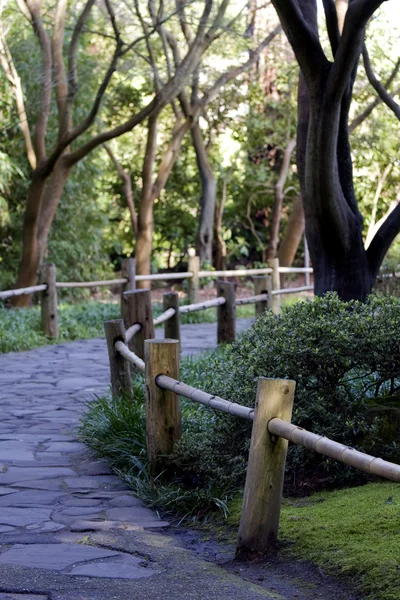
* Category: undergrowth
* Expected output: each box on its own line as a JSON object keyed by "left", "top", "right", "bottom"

{"left": 0, "top": 300, "right": 255, "bottom": 353}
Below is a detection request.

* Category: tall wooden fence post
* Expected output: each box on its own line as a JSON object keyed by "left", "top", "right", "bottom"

{"left": 268, "top": 257, "right": 281, "bottom": 315}
{"left": 122, "top": 289, "right": 154, "bottom": 358}
{"left": 121, "top": 258, "right": 136, "bottom": 320}
{"left": 237, "top": 377, "right": 295, "bottom": 557}
{"left": 145, "top": 339, "right": 181, "bottom": 471}
{"left": 188, "top": 254, "right": 200, "bottom": 304}
{"left": 40, "top": 263, "right": 58, "bottom": 338}
{"left": 266, "top": 275, "right": 273, "bottom": 311}
{"left": 217, "top": 280, "right": 236, "bottom": 344}
{"left": 253, "top": 275, "right": 269, "bottom": 316}
{"left": 104, "top": 319, "right": 132, "bottom": 400}
{"left": 163, "top": 292, "right": 181, "bottom": 343}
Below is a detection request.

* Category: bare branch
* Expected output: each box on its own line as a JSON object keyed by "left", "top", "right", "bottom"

{"left": 0, "top": 16, "right": 36, "bottom": 168}
{"left": 104, "top": 142, "right": 137, "bottom": 235}
{"left": 363, "top": 46, "right": 400, "bottom": 121}
{"left": 52, "top": 0, "right": 68, "bottom": 135}
{"left": 367, "top": 201, "right": 400, "bottom": 278}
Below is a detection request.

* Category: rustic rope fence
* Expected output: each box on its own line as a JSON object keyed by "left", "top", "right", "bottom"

{"left": 103, "top": 300, "right": 400, "bottom": 556}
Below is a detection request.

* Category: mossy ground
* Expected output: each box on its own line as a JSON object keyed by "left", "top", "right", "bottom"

{"left": 228, "top": 482, "right": 400, "bottom": 600}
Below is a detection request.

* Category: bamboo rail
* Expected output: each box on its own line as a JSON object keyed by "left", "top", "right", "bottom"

{"left": 0, "top": 284, "right": 47, "bottom": 299}
{"left": 125, "top": 322, "right": 141, "bottom": 344}
{"left": 136, "top": 272, "right": 193, "bottom": 282}
{"left": 272, "top": 285, "right": 314, "bottom": 296}
{"left": 278, "top": 267, "right": 313, "bottom": 273}
{"left": 56, "top": 278, "right": 128, "bottom": 288}
{"left": 156, "top": 375, "right": 255, "bottom": 421}
{"left": 114, "top": 340, "right": 145, "bottom": 373}
{"left": 236, "top": 293, "right": 268, "bottom": 306}
{"left": 153, "top": 307, "right": 176, "bottom": 326}
{"left": 198, "top": 268, "right": 272, "bottom": 278}
{"left": 268, "top": 419, "right": 400, "bottom": 483}
{"left": 179, "top": 296, "right": 226, "bottom": 314}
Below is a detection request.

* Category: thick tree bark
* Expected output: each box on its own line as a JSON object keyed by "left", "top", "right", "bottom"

{"left": 37, "top": 157, "right": 71, "bottom": 265}
{"left": 191, "top": 122, "right": 216, "bottom": 264}
{"left": 271, "top": 0, "right": 393, "bottom": 301}
{"left": 12, "top": 174, "right": 47, "bottom": 306}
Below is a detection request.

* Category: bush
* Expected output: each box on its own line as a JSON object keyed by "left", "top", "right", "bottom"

{"left": 171, "top": 294, "right": 400, "bottom": 495}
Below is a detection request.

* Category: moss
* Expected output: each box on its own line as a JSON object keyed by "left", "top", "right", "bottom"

{"left": 228, "top": 483, "right": 400, "bottom": 600}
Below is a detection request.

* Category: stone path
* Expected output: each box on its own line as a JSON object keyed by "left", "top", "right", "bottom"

{"left": 0, "top": 319, "right": 355, "bottom": 600}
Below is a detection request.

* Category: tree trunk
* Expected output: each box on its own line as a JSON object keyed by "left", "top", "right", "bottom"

{"left": 136, "top": 115, "right": 158, "bottom": 288}
{"left": 266, "top": 138, "right": 296, "bottom": 260}
{"left": 213, "top": 180, "right": 227, "bottom": 271}
{"left": 278, "top": 195, "right": 305, "bottom": 266}
{"left": 191, "top": 122, "right": 216, "bottom": 264}
{"left": 37, "top": 157, "right": 71, "bottom": 265}
{"left": 12, "top": 174, "right": 47, "bottom": 306}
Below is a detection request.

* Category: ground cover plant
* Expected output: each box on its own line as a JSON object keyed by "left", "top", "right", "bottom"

{"left": 226, "top": 484, "right": 400, "bottom": 600}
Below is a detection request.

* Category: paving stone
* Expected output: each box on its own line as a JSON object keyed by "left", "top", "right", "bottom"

{"left": 108, "top": 495, "right": 143, "bottom": 507}
{"left": 45, "top": 441, "right": 87, "bottom": 453}
{"left": 0, "top": 490, "right": 65, "bottom": 506}
{"left": 68, "top": 555, "right": 159, "bottom": 579}
{"left": 57, "top": 506, "right": 103, "bottom": 517}
{"left": 0, "top": 507, "right": 52, "bottom": 526}
{"left": 107, "top": 506, "right": 166, "bottom": 522}
{"left": 0, "top": 594, "right": 48, "bottom": 599}
{"left": 61, "top": 498, "right": 101, "bottom": 507}
{"left": 64, "top": 477, "right": 99, "bottom": 489}
{"left": 56, "top": 377, "right": 102, "bottom": 390}
{"left": 0, "top": 467, "right": 75, "bottom": 484}
{"left": 11, "top": 478, "right": 66, "bottom": 491}
{"left": 0, "top": 543, "right": 119, "bottom": 570}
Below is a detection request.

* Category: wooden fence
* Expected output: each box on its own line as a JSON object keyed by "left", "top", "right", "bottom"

{"left": 104, "top": 285, "right": 400, "bottom": 557}
{"left": 0, "top": 257, "right": 313, "bottom": 338}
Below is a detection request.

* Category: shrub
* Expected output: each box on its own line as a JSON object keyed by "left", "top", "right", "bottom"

{"left": 172, "top": 294, "right": 400, "bottom": 495}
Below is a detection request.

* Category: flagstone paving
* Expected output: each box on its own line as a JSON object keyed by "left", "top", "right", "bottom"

{"left": 0, "top": 319, "right": 356, "bottom": 599}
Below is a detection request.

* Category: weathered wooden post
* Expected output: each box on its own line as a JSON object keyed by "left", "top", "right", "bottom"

{"left": 163, "top": 292, "right": 181, "bottom": 343}
{"left": 188, "top": 252, "right": 200, "bottom": 304}
{"left": 122, "top": 289, "right": 154, "bottom": 358}
{"left": 236, "top": 377, "right": 295, "bottom": 556}
{"left": 104, "top": 319, "right": 132, "bottom": 400}
{"left": 253, "top": 275, "right": 269, "bottom": 316}
{"left": 268, "top": 257, "right": 281, "bottom": 315}
{"left": 145, "top": 339, "right": 181, "bottom": 470}
{"left": 217, "top": 280, "right": 236, "bottom": 344}
{"left": 40, "top": 263, "right": 58, "bottom": 338}
{"left": 121, "top": 258, "right": 136, "bottom": 320}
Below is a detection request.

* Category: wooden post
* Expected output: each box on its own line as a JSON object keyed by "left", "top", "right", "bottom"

{"left": 236, "top": 377, "right": 296, "bottom": 557}
{"left": 217, "top": 280, "right": 236, "bottom": 344}
{"left": 163, "top": 292, "right": 181, "bottom": 343}
{"left": 268, "top": 257, "right": 281, "bottom": 315}
{"left": 145, "top": 339, "right": 181, "bottom": 470}
{"left": 40, "top": 263, "right": 58, "bottom": 338}
{"left": 104, "top": 319, "right": 132, "bottom": 400}
{"left": 188, "top": 254, "right": 200, "bottom": 304}
{"left": 266, "top": 275, "right": 273, "bottom": 311}
{"left": 253, "top": 275, "right": 269, "bottom": 316}
{"left": 121, "top": 258, "right": 136, "bottom": 320}
{"left": 122, "top": 289, "right": 154, "bottom": 358}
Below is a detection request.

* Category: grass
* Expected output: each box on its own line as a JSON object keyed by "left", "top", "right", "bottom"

{"left": 0, "top": 299, "right": 256, "bottom": 353}
{"left": 227, "top": 484, "right": 400, "bottom": 600}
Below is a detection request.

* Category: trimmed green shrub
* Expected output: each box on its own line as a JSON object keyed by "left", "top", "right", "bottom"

{"left": 171, "top": 294, "right": 400, "bottom": 495}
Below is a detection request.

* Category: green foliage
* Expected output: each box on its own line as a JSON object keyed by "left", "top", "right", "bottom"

{"left": 170, "top": 294, "right": 400, "bottom": 495}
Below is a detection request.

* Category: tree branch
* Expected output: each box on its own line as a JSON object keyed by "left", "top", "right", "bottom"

{"left": 363, "top": 46, "right": 400, "bottom": 121}
{"left": 23, "top": 0, "right": 52, "bottom": 163}
{"left": 322, "top": 0, "right": 340, "bottom": 56}
{"left": 104, "top": 142, "right": 137, "bottom": 235}
{"left": 52, "top": 0, "right": 68, "bottom": 136}
{"left": 271, "top": 0, "right": 327, "bottom": 83}
{"left": 367, "top": 201, "right": 400, "bottom": 277}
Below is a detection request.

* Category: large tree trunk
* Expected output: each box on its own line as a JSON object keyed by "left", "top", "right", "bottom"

{"left": 191, "top": 122, "right": 216, "bottom": 264}
{"left": 37, "top": 157, "right": 71, "bottom": 265}
{"left": 12, "top": 174, "right": 47, "bottom": 306}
